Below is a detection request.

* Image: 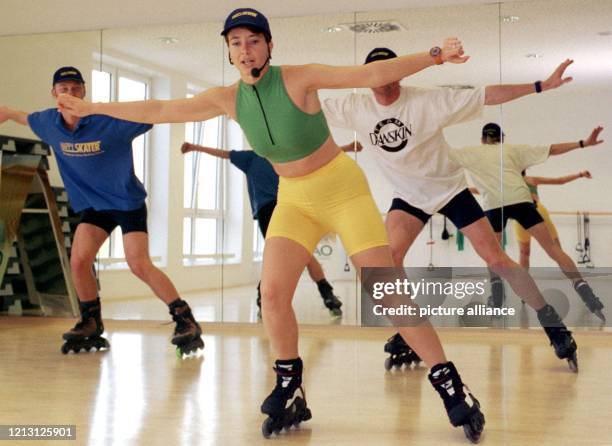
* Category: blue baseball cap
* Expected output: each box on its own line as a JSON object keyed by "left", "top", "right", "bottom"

{"left": 364, "top": 47, "right": 397, "bottom": 64}
{"left": 221, "top": 8, "right": 271, "bottom": 38}
{"left": 53, "top": 66, "right": 85, "bottom": 85}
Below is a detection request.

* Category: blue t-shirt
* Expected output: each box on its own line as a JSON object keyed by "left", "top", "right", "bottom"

{"left": 28, "top": 109, "right": 152, "bottom": 212}
{"left": 229, "top": 150, "right": 278, "bottom": 218}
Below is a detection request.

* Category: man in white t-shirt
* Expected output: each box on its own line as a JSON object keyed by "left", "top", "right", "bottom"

{"left": 322, "top": 48, "right": 580, "bottom": 371}
{"left": 452, "top": 123, "right": 605, "bottom": 322}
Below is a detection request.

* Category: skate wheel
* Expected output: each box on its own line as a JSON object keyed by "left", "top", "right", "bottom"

{"left": 384, "top": 357, "right": 392, "bottom": 371}
{"left": 463, "top": 410, "right": 485, "bottom": 444}
{"left": 61, "top": 344, "right": 70, "bottom": 354}
{"left": 329, "top": 308, "right": 342, "bottom": 317}
{"left": 262, "top": 418, "right": 274, "bottom": 438}
{"left": 463, "top": 424, "right": 483, "bottom": 444}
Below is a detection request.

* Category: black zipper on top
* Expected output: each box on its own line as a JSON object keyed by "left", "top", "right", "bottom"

{"left": 252, "top": 85, "right": 275, "bottom": 145}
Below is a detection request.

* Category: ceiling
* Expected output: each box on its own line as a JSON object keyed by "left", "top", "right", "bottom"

{"left": 2, "top": 0, "right": 610, "bottom": 89}
{"left": 1, "top": 0, "right": 513, "bottom": 36}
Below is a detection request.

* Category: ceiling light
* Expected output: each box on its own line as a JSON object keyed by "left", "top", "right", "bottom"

{"left": 322, "top": 26, "right": 343, "bottom": 33}
{"left": 525, "top": 53, "right": 543, "bottom": 59}
{"left": 502, "top": 16, "right": 520, "bottom": 23}
{"left": 337, "top": 20, "right": 406, "bottom": 34}
{"left": 158, "top": 37, "right": 179, "bottom": 45}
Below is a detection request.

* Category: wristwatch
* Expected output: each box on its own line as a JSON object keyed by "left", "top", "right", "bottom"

{"left": 430, "top": 46, "right": 444, "bottom": 65}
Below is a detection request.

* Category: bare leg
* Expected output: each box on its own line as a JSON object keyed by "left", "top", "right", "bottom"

{"left": 350, "top": 245, "right": 446, "bottom": 367}
{"left": 123, "top": 232, "right": 179, "bottom": 304}
{"left": 305, "top": 257, "right": 325, "bottom": 282}
{"left": 70, "top": 223, "right": 108, "bottom": 302}
{"left": 461, "top": 218, "right": 546, "bottom": 310}
{"left": 260, "top": 237, "right": 312, "bottom": 359}
{"left": 385, "top": 210, "right": 426, "bottom": 267}
{"left": 528, "top": 223, "right": 582, "bottom": 282}
{"left": 518, "top": 240, "right": 531, "bottom": 269}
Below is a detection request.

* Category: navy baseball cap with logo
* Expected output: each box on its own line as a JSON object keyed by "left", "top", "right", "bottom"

{"left": 52, "top": 66, "right": 85, "bottom": 85}
{"left": 221, "top": 8, "right": 271, "bottom": 38}
{"left": 364, "top": 47, "right": 397, "bottom": 64}
{"left": 482, "top": 123, "right": 505, "bottom": 139}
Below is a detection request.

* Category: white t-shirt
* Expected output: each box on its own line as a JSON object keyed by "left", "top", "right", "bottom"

{"left": 322, "top": 86, "right": 485, "bottom": 214}
{"left": 450, "top": 143, "right": 550, "bottom": 211}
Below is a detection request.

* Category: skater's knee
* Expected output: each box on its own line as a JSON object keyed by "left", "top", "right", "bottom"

{"left": 486, "top": 254, "right": 514, "bottom": 273}
{"left": 127, "top": 257, "right": 154, "bottom": 280}
{"left": 70, "top": 255, "right": 94, "bottom": 274}
{"left": 260, "top": 281, "right": 292, "bottom": 312}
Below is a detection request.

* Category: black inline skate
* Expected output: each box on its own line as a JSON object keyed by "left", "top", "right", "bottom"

{"left": 574, "top": 280, "right": 606, "bottom": 322}
{"left": 537, "top": 304, "right": 578, "bottom": 372}
{"left": 486, "top": 276, "right": 505, "bottom": 309}
{"left": 384, "top": 333, "right": 422, "bottom": 370}
{"left": 169, "top": 298, "right": 204, "bottom": 358}
{"left": 61, "top": 297, "right": 110, "bottom": 354}
{"left": 260, "top": 357, "right": 312, "bottom": 438}
{"left": 317, "top": 279, "right": 342, "bottom": 317}
{"left": 429, "top": 361, "right": 485, "bottom": 443}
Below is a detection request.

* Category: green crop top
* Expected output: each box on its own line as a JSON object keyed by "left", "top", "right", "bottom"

{"left": 235, "top": 66, "right": 330, "bottom": 163}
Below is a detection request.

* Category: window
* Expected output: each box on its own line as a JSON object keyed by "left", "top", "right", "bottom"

{"left": 253, "top": 224, "right": 264, "bottom": 261}
{"left": 91, "top": 68, "right": 150, "bottom": 264}
{"left": 183, "top": 92, "right": 225, "bottom": 264}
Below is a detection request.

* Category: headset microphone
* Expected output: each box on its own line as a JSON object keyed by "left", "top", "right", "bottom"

{"left": 251, "top": 55, "right": 270, "bottom": 78}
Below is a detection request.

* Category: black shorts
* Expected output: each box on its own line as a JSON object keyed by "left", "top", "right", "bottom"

{"left": 388, "top": 188, "right": 485, "bottom": 230}
{"left": 79, "top": 204, "right": 148, "bottom": 235}
{"left": 255, "top": 200, "right": 277, "bottom": 237}
{"left": 485, "top": 202, "right": 544, "bottom": 233}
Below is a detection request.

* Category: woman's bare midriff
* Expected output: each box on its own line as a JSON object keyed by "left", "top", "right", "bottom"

{"left": 271, "top": 136, "right": 341, "bottom": 178}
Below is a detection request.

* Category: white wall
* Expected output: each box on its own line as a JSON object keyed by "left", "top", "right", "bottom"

{"left": 2, "top": 25, "right": 610, "bottom": 305}
{"left": 339, "top": 83, "right": 612, "bottom": 269}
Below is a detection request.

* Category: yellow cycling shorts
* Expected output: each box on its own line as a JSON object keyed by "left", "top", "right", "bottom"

{"left": 266, "top": 151, "right": 389, "bottom": 257}
{"left": 514, "top": 201, "right": 559, "bottom": 244}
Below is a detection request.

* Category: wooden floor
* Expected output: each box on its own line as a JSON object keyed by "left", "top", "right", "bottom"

{"left": 1, "top": 317, "right": 612, "bottom": 445}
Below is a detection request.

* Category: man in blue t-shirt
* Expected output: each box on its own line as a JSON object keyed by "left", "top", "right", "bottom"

{"left": 181, "top": 141, "right": 361, "bottom": 317}
{"left": 0, "top": 67, "right": 203, "bottom": 354}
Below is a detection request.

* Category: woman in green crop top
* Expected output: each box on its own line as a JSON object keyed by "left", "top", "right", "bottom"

{"left": 56, "top": 8, "right": 486, "bottom": 441}
{"left": 516, "top": 169, "right": 592, "bottom": 268}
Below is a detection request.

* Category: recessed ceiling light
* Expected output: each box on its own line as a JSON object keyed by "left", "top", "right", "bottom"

{"left": 597, "top": 30, "right": 612, "bottom": 36}
{"left": 337, "top": 20, "right": 406, "bottom": 34}
{"left": 322, "top": 26, "right": 343, "bottom": 33}
{"left": 525, "top": 53, "right": 543, "bottom": 59}
{"left": 502, "top": 15, "right": 520, "bottom": 23}
{"left": 158, "top": 37, "right": 179, "bottom": 45}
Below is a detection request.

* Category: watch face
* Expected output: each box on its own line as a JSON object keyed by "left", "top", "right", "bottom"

{"left": 430, "top": 46, "right": 441, "bottom": 57}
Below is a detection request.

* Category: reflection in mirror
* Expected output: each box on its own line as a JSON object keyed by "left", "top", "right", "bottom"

{"left": 220, "top": 13, "right": 361, "bottom": 325}
{"left": 341, "top": 5, "right": 502, "bottom": 272}
{"left": 0, "top": 31, "right": 102, "bottom": 317}
{"left": 499, "top": 0, "right": 612, "bottom": 272}
{"left": 491, "top": 0, "right": 612, "bottom": 327}
{"left": 93, "top": 24, "right": 224, "bottom": 324}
